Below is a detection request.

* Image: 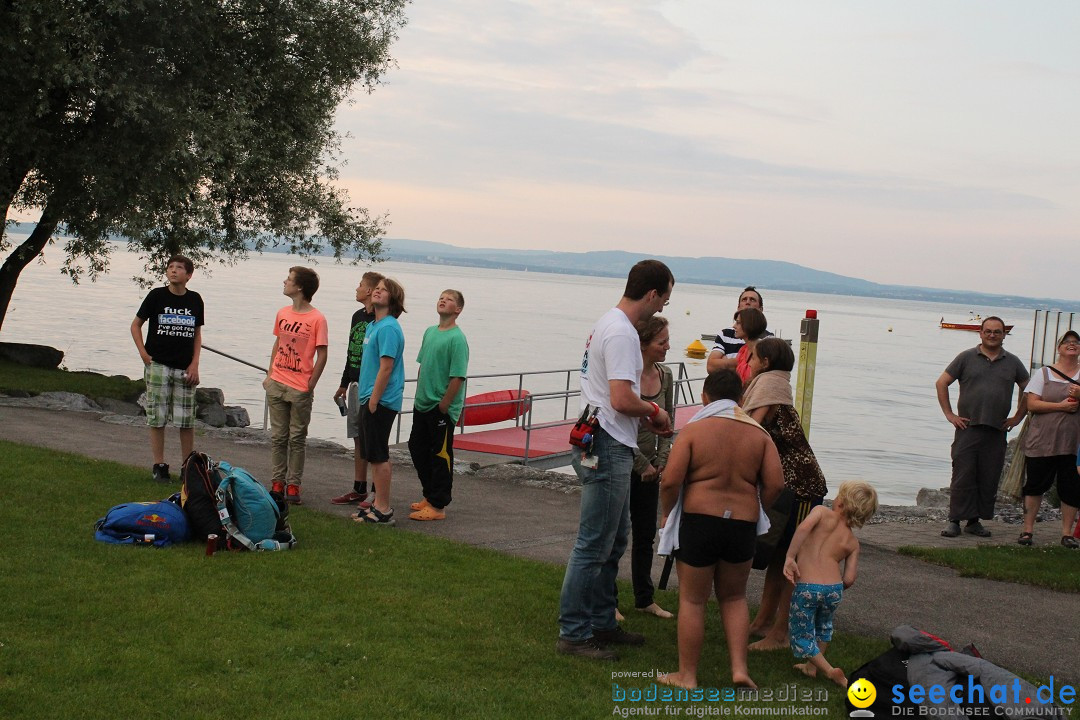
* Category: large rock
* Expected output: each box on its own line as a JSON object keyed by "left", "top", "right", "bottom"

{"left": 195, "top": 387, "right": 228, "bottom": 427}
{"left": 916, "top": 487, "right": 950, "bottom": 508}
{"left": 224, "top": 405, "right": 250, "bottom": 428}
{"left": 97, "top": 397, "right": 145, "bottom": 416}
{"left": 0, "top": 342, "right": 64, "bottom": 369}
{"left": 197, "top": 402, "right": 228, "bottom": 427}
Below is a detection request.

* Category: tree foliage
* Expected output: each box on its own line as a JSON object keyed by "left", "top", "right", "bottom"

{"left": 0, "top": 0, "right": 408, "bottom": 329}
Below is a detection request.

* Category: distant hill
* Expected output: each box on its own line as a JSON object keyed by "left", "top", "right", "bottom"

{"left": 382, "top": 238, "right": 1078, "bottom": 311}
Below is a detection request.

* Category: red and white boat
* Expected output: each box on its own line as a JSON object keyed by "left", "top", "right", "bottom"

{"left": 939, "top": 316, "right": 1012, "bottom": 334}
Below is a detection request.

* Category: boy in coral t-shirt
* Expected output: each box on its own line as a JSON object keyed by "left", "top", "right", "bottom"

{"left": 263, "top": 266, "right": 328, "bottom": 505}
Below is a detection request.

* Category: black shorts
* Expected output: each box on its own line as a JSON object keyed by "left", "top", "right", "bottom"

{"left": 357, "top": 402, "right": 397, "bottom": 464}
{"left": 678, "top": 514, "right": 758, "bottom": 567}
{"left": 1024, "top": 454, "right": 1080, "bottom": 507}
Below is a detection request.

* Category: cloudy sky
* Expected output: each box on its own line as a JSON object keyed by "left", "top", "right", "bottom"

{"left": 335, "top": 1, "right": 1080, "bottom": 299}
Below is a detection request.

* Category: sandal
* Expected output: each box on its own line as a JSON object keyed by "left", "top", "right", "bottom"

{"left": 353, "top": 506, "right": 396, "bottom": 526}
{"left": 1017, "top": 532, "right": 1033, "bottom": 546}
{"left": 1062, "top": 536, "right": 1079, "bottom": 549}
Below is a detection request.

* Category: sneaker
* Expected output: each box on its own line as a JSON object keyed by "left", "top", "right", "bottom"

{"left": 592, "top": 625, "right": 646, "bottom": 647}
{"left": 151, "top": 463, "right": 171, "bottom": 484}
{"left": 285, "top": 483, "right": 302, "bottom": 505}
{"left": 556, "top": 637, "right": 618, "bottom": 661}
{"left": 331, "top": 490, "right": 368, "bottom": 505}
{"left": 271, "top": 481, "right": 286, "bottom": 495}
{"left": 964, "top": 521, "right": 991, "bottom": 537}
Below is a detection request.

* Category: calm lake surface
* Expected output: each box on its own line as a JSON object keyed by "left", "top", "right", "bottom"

{"left": 1, "top": 243, "right": 1045, "bottom": 505}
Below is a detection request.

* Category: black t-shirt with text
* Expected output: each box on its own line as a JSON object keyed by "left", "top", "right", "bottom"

{"left": 137, "top": 286, "right": 205, "bottom": 369}
{"left": 340, "top": 306, "right": 376, "bottom": 387}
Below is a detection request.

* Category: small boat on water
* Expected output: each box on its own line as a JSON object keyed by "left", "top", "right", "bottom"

{"left": 939, "top": 315, "right": 1012, "bottom": 334}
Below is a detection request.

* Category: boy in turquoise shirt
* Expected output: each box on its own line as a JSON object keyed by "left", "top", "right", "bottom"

{"left": 407, "top": 290, "right": 470, "bottom": 521}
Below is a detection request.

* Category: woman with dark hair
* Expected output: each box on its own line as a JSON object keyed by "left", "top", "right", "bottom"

{"left": 733, "top": 308, "right": 768, "bottom": 385}
{"left": 1018, "top": 331, "right": 1080, "bottom": 548}
{"left": 617, "top": 315, "right": 677, "bottom": 619}
{"left": 739, "top": 337, "right": 829, "bottom": 651}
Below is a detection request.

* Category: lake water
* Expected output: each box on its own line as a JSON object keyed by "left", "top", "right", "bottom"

{"left": 0, "top": 243, "right": 1045, "bottom": 505}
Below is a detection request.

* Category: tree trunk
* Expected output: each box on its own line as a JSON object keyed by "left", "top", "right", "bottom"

{"left": 0, "top": 205, "right": 61, "bottom": 332}
{"left": 0, "top": 155, "right": 33, "bottom": 234}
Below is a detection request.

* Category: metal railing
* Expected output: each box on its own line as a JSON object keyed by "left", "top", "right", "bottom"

{"left": 1030, "top": 310, "right": 1076, "bottom": 372}
{"left": 391, "top": 361, "right": 705, "bottom": 465}
{"left": 202, "top": 344, "right": 269, "bottom": 429}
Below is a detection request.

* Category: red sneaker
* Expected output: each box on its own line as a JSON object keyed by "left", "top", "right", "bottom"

{"left": 285, "top": 483, "right": 302, "bottom": 505}
{"left": 271, "top": 481, "right": 286, "bottom": 495}
{"left": 331, "top": 490, "right": 368, "bottom": 505}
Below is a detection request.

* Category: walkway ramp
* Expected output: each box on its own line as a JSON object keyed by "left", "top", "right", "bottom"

{"left": 453, "top": 405, "right": 701, "bottom": 469}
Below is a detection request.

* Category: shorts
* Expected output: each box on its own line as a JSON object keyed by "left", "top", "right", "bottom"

{"left": 346, "top": 383, "right": 360, "bottom": 439}
{"left": 143, "top": 362, "right": 195, "bottom": 429}
{"left": 788, "top": 582, "right": 843, "bottom": 658}
{"left": 1023, "top": 454, "right": 1080, "bottom": 507}
{"left": 357, "top": 401, "right": 397, "bottom": 464}
{"left": 678, "top": 514, "right": 757, "bottom": 567}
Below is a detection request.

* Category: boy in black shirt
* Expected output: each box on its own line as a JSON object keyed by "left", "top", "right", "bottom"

{"left": 331, "top": 270, "right": 384, "bottom": 506}
{"left": 130, "top": 255, "right": 205, "bottom": 483}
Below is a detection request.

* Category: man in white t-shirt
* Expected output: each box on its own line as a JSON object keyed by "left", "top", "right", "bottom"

{"left": 557, "top": 260, "right": 675, "bottom": 661}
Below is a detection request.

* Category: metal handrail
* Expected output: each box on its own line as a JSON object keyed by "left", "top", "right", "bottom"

{"left": 388, "top": 362, "right": 705, "bottom": 464}
{"left": 203, "top": 344, "right": 269, "bottom": 429}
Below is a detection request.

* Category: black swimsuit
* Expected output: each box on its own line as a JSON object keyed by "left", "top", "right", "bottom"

{"left": 678, "top": 513, "right": 757, "bottom": 567}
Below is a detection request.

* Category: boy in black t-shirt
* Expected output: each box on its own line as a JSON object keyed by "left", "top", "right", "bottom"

{"left": 330, "top": 270, "right": 384, "bottom": 506}
{"left": 130, "top": 255, "right": 205, "bottom": 483}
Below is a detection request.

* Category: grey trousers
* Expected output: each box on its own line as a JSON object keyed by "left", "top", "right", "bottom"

{"left": 949, "top": 425, "right": 1006, "bottom": 522}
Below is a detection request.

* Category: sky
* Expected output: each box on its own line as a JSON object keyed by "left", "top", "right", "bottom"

{"left": 334, "top": 0, "right": 1080, "bottom": 300}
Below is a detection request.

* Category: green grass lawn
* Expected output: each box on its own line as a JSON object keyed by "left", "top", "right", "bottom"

{"left": 898, "top": 544, "right": 1080, "bottom": 593}
{"left": 0, "top": 359, "right": 144, "bottom": 402}
{"left": 0, "top": 441, "right": 889, "bottom": 719}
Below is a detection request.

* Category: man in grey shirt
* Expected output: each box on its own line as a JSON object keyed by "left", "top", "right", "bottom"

{"left": 934, "top": 316, "right": 1028, "bottom": 538}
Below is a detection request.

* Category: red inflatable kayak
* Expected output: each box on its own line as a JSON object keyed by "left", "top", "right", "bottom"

{"left": 459, "top": 390, "right": 531, "bottom": 426}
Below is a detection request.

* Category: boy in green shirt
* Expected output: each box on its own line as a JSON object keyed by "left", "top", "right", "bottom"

{"left": 407, "top": 290, "right": 470, "bottom": 521}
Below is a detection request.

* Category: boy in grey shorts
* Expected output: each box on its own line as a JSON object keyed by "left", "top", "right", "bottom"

{"left": 130, "top": 255, "right": 205, "bottom": 483}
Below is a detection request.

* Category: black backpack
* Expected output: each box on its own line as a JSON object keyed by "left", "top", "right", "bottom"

{"left": 180, "top": 451, "right": 225, "bottom": 546}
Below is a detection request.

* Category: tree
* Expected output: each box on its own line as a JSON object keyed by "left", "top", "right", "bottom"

{"left": 0, "top": 0, "right": 409, "bottom": 330}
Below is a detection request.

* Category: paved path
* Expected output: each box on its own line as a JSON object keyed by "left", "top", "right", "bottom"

{"left": 1, "top": 404, "right": 1076, "bottom": 683}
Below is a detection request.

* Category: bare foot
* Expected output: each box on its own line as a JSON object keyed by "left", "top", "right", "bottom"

{"left": 748, "top": 636, "right": 788, "bottom": 652}
{"left": 658, "top": 672, "right": 697, "bottom": 689}
{"left": 748, "top": 626, "right": 766, "bottom": 639}
{"left": 826, "top": 667, "right": 847, "bottom": 687}
{"left": 732, "top": 672, "right": 758, "bottom": 690}
{"left": 794, "top": 662, "right": 817, "bottom": 678}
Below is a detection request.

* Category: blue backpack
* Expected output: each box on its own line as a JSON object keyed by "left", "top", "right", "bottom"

{"left": 95, "top": 495, "right": 190, "bottom": 548}
{"left": 215, "top": 461, "right": 296, "bottom": 551}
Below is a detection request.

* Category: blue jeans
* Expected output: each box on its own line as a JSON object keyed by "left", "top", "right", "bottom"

{"left": 558, "top": 426, "right": 635, "bottom": 641}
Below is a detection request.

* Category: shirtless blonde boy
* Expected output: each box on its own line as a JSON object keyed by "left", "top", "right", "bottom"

{"left": 783, "top": 480, "right": 878, "bottom": 687}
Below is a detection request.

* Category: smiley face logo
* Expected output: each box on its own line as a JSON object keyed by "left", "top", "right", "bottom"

{"left": 847, "top": 678, "right": 877, "bottom": 708}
